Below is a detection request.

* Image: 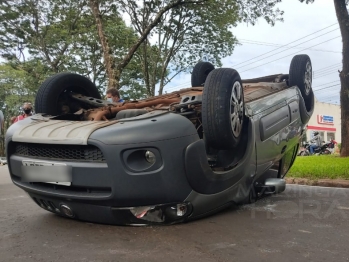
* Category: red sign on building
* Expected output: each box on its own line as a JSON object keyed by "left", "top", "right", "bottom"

{"left": 317, "top": 114, "right": 334, "bottom": 125}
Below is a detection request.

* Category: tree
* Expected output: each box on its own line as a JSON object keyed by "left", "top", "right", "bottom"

{"left": 0, "top": 0, "right": 89, "bottom": 71}
{"left": 122, "top": 0, "right": 240, "bottom": 96}
{"left": 123, "top": 0, "right": 284, "bottom": 96}
{"left": 0, "top": 63, "right": 37, "bottom": 117}
{"left": 91, "top": 0, "right": 284, "bottom": 95}
{"left": 0, "top": 63, "right": 37, "bottom": 155}
{"left": 89, "top": 0, "right": 213, "bottom": 91}
{"left": 0, "top": 0, "right": 98, "bottom": 90}
{"left": 300, "top": 0, "right": 349, "bottom": 157}
{"left": 0, "top": 0, "right": 147, "bottom": 97}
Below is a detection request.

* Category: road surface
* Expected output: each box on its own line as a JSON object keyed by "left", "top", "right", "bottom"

{"left": 1, "top": 165, "right": 348, "bottom": 262}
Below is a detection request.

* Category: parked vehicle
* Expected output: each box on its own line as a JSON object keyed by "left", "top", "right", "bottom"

{"left": 6, "top": 54, "right": 314, "bottom": 225}
{"left": 0, "top": 157, "right": 7, "bottom": 165}
{"left": 298, "top": 141, "right": 332, "bottom": 156}
{"left": 327, "top": 139, "right": 338, "bottom": 154}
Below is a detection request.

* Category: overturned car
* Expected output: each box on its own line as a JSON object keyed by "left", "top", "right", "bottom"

{"left": 6, "top": 54, "right": 314, "bottom": 225}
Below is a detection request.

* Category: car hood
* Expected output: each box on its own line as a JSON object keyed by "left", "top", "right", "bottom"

{"left": 7, "top": 111, "right": 198, "bottom": 146}
{"left": 9, "top": 114, "right": 117, "bottom": 145}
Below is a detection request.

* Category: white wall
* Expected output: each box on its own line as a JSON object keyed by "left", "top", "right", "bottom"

{"left": 306, "top": 98, "right": 341, "bottom": 143}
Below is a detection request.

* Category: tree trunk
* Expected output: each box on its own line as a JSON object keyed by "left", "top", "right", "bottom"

{"left": 334, "top": 0, "right": 349, "bottom": 157}
{"left": 142, "top": 42, "right": 152, "bottom": 96}
{"left": 116, "top": 0, "right": 205, "bottom": 78}
{"left": 89, "top": 0, "right": 117, "bottom": 90}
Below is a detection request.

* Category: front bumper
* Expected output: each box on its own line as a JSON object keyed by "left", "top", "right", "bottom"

{"left": 6, "top": 112, "right": 254, "bottom": 225}
{"left": 6, "top": 113, "right": 202, "bottom": 225}
{"left": 27, "top": 192, "right": 193, "bottom": 225}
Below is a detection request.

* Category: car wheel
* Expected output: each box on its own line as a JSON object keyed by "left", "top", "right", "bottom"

{"left": 35, "top": 73, "right": 101, "bottom": 115}
{"left": 202, "top": 68, "right": 244, "bottom": 149}
{"left": 289, "top": 55, "right": 313, "bottom": 106}
{"left": 191, "top": 61, "right": 215, "bottom": 87}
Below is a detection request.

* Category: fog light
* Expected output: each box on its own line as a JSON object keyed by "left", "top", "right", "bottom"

{"left": 145, "top": 150, "right": 156, "bottom": 163}
{"left": 60, "top": 204, "right": 74, "bottom": 218}
{"left": 176, "top": 204, "right": 188, "bottom": 217}
{"left": 165, "top": 202, "right": 192, "bottom": 220}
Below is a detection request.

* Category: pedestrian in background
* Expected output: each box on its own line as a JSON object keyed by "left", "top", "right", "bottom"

{"left": 13, "top": 103, "right": 33, "bottom": 123}
{"left": 309, "top": 131, "right": 322, "bottom": 155}
{"left": 106, "top": 88, "right": 124, "bottom": 103}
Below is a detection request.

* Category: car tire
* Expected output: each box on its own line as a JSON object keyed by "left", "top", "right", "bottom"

{"left": 289, "top": 55, "right": 313, "bottom": 108}
{"left": 191, "top": 61, "right": 215, "bottom": 87}
{"left": 202, "top": 68, "right": 244, "bottom": 149}
{"left": 35, "top": 73, "right": 101, "bottom": 115}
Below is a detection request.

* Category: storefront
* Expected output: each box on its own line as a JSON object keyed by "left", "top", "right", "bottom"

{"left": 305, "top": 98, "right": 341, "bottom": 143}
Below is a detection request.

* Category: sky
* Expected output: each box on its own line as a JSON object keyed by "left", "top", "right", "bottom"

{"left": 1, "top": 0, "right": 341, "bottom": 104}
{"left": 162, "top": 0, "right": 342, "bottom": 105}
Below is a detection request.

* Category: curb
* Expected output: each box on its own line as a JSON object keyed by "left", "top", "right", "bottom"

{"left": 286, "top": 178, "right": 349, "bottom": 188}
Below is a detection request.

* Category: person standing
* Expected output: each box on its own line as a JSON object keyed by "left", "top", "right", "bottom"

{"left": 309, "top": 131, "right": 322, "bottom": 155}
{"left": 106, "top": 88, "right": 124, "bottom": 103}
{"left": 13, "top": 103, "right": 33, "bottom": 123}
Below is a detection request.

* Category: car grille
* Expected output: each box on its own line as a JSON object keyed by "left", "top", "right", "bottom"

{"left": 13, "top": 142, "right": 106, "bottom": 162}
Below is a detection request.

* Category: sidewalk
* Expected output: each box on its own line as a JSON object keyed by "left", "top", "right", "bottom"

{"left": 286, "top": 177, "right": 349, "bottom": 188}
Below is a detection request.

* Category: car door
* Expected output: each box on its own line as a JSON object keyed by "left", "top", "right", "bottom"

{"left": 248, "top": 88, "right": 299, "bottom": 175}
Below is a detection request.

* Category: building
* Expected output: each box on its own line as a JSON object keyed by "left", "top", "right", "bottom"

{"left": 306, "top": 98, "right": 341, "bottom": 143}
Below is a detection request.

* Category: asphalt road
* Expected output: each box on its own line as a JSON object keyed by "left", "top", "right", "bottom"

{"left": 1, "top": 165, "right": 349, "bottom": 262}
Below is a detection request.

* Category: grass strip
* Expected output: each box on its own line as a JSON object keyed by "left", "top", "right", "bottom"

{"left": 287, "top": 155, "right": 349, "bottom": 180}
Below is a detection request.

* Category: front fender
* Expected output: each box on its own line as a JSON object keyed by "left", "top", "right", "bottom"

{"left": 184, "top": 120, "right": 256, "bottom": 194}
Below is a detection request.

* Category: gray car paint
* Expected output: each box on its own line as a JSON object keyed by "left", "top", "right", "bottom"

{"left": 5, "top": 85, "right": 312, "bottom": 225}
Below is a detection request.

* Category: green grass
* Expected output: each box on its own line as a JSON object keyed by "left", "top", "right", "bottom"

{"left": 288, "top": 155, "right": 349, "bottom": 180}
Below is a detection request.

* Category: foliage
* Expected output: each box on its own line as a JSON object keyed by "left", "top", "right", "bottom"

{"left": 0, "top": 62, "right": 35, "bottom": 155}
{"left": 0, "top": 0, "right": 146, "bottom": 97}
{"left": 0, "top": 1, "right": 86, "bottom": 70}
{"left": 288, "top": 155, "right": 349, "bottom": 179}
{"left": 121, "top": 0, "right": 284, "bottom": 95}
{"left": 0, "top": 63, "right": 37, "bottom": 117}
{"left": 0, "top": 62, "right": 41, "bottom": 155}
{"left": 0, "top": 0, "right": 285, "bottom": 98}
{"left": 235, "top": 0, "right": 284, "bottom": 25}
